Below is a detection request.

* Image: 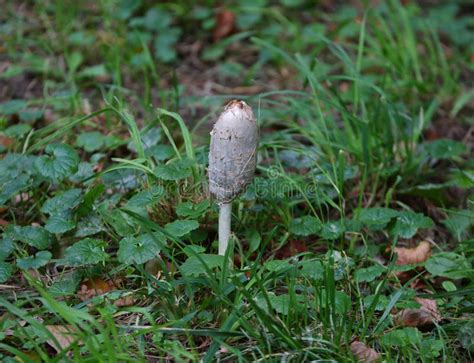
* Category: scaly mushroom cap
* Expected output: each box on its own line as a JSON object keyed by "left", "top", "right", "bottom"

{"left": 208, "top": 100, "right": 258, "bottom": 203}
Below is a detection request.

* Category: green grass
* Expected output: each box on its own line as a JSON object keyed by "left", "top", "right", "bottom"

{"left": 0, "top": 0, "right": 473, "bottom": 362}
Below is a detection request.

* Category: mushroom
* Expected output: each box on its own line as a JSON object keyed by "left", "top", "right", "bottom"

{"left": 208, "top": 100, "right": 259, "bottom": 255}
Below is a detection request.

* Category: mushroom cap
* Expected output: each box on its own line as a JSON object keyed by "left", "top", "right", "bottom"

{"left": 208, "top": 100, "right": 259, "bottom": 203}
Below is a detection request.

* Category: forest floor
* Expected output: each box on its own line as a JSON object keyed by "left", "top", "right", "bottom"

{"left": 0, "top": 1, "right": 473, "bottom": 362}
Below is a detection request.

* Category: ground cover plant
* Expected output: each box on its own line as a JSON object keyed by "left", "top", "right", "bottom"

{"left": 0, "top": 0, "right": 473, "bottom": 361}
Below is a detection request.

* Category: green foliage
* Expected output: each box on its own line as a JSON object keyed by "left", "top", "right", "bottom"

{"left": 424, "top": 139, "right": 467, "bottom": 160}
{"left": 0, "top": 262, "right": 14, "bottom": 282}
{"left": 35, "top": 144, "right": 80, "bottom": 182}
{"left": 62, "top": 238, "right": 109, "bottom": 266}
{"left": 41, "top": 189, "right": 83, "bottom": 234}
{"left": 0, "top": 154, "right": 37, "bottom": 204}
{"left": 175, "top": 200, "right": 210, "bottom": 219}
{"left": 117, "top": 233, "right": 164, "bottom": 265}
{"left": 425, "top": 252, "right": 472, "bottom": 280}
{"left": 17, "top": 251, "right": 52, "bottom": 269}
{"left": 355, "top": 264, "right": 385, "bottom": 283}
{"left": 164, "top": 219, "right": 199, "bottom": 237}
{"left": 0, "top": 1, "right": 472, "bottom": 361}
{"left": 6, "top": 225, "right": 52, "bottom": 250}
{"left": 391, "top": 211, "right": 433, "bottom": 239}
{"left": 76, "top": 132, "right": 109, "bottom": 152}
{"left": 154, "top": 158, "right": 194, "bottom": 180}
{"left": 180, "top": 254, "right": 224, "bottom": 277}
{"left": 289, "top": 216, "right": 321, "bottom": 236}
{"left": 0, "top": 238, "right": 15, "bottom": 260}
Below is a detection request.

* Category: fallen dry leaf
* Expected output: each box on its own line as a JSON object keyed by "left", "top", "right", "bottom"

{"left": 394, "top": 296, "right": 441, "bottom": 328}
{"left": 45, "top": 325, "right": 81, "bottom": 353}
{"left": 77, "top": 277, "right": 135, "bottom": 307}
{"left": 77, "top": 277, "right": 113, "bottom": 301}
{"left": 392, "top": 241, "right": 431, "bottom": 265}
{"left": 274, "top": 240, "right": 307, "bottom": 259}
{"left": 394, "top": 308, "right": 433, "bottom": 327}
{"left": 350, "top": 340, "right": 380, "bottom": 362}
{"left": 113, "top": 295, "right": 136, "bottom": 307}
{"left": 415, "top": 296, "right": 442, "bottom": 321}
{"left": 0, "top": 218, "right": 8, "bottom": 227}
{"left": 0, "top": 135, "right": 13, "bottom": 149}
{"left": 213, "top": 9, "right": 235, "bottom": 42}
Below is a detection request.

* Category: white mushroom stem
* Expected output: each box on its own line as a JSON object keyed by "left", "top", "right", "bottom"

{"left": 208, "top": 100, "right": 258, "bottom": 257}
{"left": 218, "top": 202, "right": 232, "bottom": 256}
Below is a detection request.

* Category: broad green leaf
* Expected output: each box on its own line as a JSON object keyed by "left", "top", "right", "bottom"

{"left": 264, "top": 259, "right": 292, "bottom": 272}
{"left": 69, "top": 161, "right": 95, "bottom": 183}
{"left": 102, "top": 168, "right": 141, "bottom": 190}
{"left": 381, "top": 327, "right": 421, "bottom": 347}
{"left": 7, "top": 225, "right": 52, "bottom": 249}
{"left": 261, "top": 293, "right": 305, "bottom": 315}
{"left": 0, "top": 174, "right": 30, "bottom": 205}
{"left": 0, "top": 237, "right": 15, "bottom": 260}
{"left": 17, "top": 251, "right": 52, "bottom": 269}
{"left": 35, "top": 144, "right": 80, "bottom": 182}
{"left": 146, "top": 144, "right": 174, "bottom": 161}
{"left": 164, "top": 219, "right": 199, "bottom": 237}
{"left": 101, "top": 209, "right": 136, "bottom": 237}
{"left": 289, "top": 215, "right": 321, "bottom": 236}
{"left": 183, "top": 245, "right": 206, "bottom": 256}
{"left": 62, "top": 238, "right": 108, "bottom": 266}
{"left": 0, "top": 154, "right": 36, "bottom": 204}
{"left": 132, "top": 7, "right": 172, "bottom": 30}
{"left": 358, "top": 207, "right": 399, "bottom": 226}
{"left": 41, "top": 189, "right": 83, "bottom": 215}
{"left": 117, "top": 234, "right": 163, "bottom": 265}
{"left": 355, "top": 264, "right": 385, "bottom": 283}
{"left": 19, "top": 108, "right": 43, "bottom": 122}
{"left": 419, "top": 338, "right": 444, "bottom": 359}
{"left": 74, "top": 214, "right": 103, "bottom": 237}
{"left": 41, "top": 189, "right": 83, "bottom": 234}
{"left": 115, "top": 0, "right": 142, "bottom": 20}
{"left": 0, "top": 153, "right": 36, "bottom": 181}
{"left": 442, "top": 210, "right": 473, "bottom": 242}
{"left": 363, "top": 294, "right": 389, "bottom": 311}
{"left": 298, "top": 259, "right": 325, "bottom": 280}
{"left": 459, "top": 320, "right": 474, "bottom": 352}
{"left": 0, "top": 261, "right": 13, "bottom": 283}
{"left": 48, "top": 274, "right": 81, "bottom": 297}
{"left": 44, "top": 212, "right": 76, "bottom": 234}
{"left": 76, "top": 131, "right": 107, "bottom": 152}
{"left": 126, "top": 185, "right": 164, "bottom": 213}
{"left": 449, "top": 169, "right": 474, "bottom": 189}
{"left": 236, "top": 0, "right": 266, "bottom": 29}
{"left": 154, "top": 28, "right": 181, "bottom": 63}
{"left": 180, "top": 254, "right": 224, "bottom": 277}
{"left": 320, "top": 220, "right": 345, "bottom": 240}
{"left": 424, "top": 139, "right": 466, "bottom": 159}
{"left": 175, "top": 200, "right": 210, "bottom": 219}
{"left": 4, "top": 124, "right": 32, "bottom": 138}
{"left": 246, "top": 229, "right": 261, "bottom": 253}
{"left": 425, "top": 252, "right": 472, "bottom": 279}
{"left": 329, "top": 251, "right": 354, "bottom": 280}
{"left": 77, "top": 183, "right": 105, "bottom": 216}
{"left": 154, "top": 158, "right": 194, "bottom": 181}
{"left": 127, "top": 126, "right": 162, "bottom": 153}
{"left": 390, "top": 211, "right": 433, "bottom": 238}
{"left": 0, "top": 99, "right": 27, "bottom": 115}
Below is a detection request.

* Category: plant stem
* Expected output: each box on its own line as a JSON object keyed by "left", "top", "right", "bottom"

{"left": 218, "top": 202, "right": 232, "bottom": 256}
